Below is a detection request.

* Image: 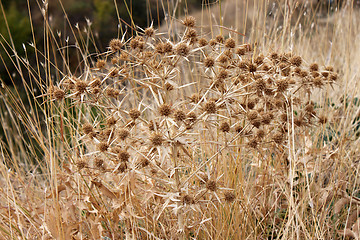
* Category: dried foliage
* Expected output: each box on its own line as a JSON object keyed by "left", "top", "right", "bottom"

{"left": 1, "top": 0, "right": 360, "bottom": 239}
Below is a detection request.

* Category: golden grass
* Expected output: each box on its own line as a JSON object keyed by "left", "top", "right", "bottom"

{"left": 0, "top": 0, "right": 360, "bottom": 239}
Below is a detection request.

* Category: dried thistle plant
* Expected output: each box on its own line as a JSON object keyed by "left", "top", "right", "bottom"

{"left": 41, "top": 16, "right": 344, "bottom": 238}
{"left": 2, "top": 0, "right": 360, "bottom": 237}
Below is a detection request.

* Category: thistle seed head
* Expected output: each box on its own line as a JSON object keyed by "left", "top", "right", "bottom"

{"left": 182, "top": 16, "right": 196, "bottom": 28}
{"left": 109, "top": 38, "right": 123, "bottom": 52}
{"left": 158, "top": 104, "right": 173, "bottom": 117}
{"left": 224, "top": 38, "right": 236, "bottom": 48}
{"left": 204, "top": 101, "right": 217, "bottom": 114}
{"left": 150, "top": 133, "right": 163, "bottom": 146}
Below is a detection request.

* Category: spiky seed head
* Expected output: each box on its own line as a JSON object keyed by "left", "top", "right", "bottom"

{"left": 249, "top": 63, "right": 257, "bottom": 73}
{"left": 206, "top": 180, "right": 217, "bottom": 191}
{"left": 330, "top": 73, "right": 338, "bottom": 81}
{"left": 247, "top": 110, "right": 258, "bottom": 121}
{"left": 182, "top": 195, "right": 195, "bottom": 205}
{"left": 255, "top": 78, "right": 266, "bottom": 92}
{"left": 118, "top": 162, "right": 127, "bottom": 173}
{"left": 215, "top": 35, "right": 224, "bottom": 44}
{"left": 111, "top": 146, "right": 121, "bottom": 154}
{"left": 53, "top": 88, "right": 65, "bottom": 100}
{"left": 235, "top": 126, "right": 243, "bottom": 133}
{"left": 272, "top": 132, "right": 284, "bottom": 144}
{"left": 118, "top": 150, "right": 130, "bottom": 162}
{"left": 218, "top": 54, "right": 229, "bottom": 64}
{"left": 140, "top": 158, "right": 150, "bottom": 168}
{"left": 275, "top": 112, "right": 285, "bottom": 122}
{"left": 279, "top": 63, "right": 290, "bottom": 76}
{"left": 321, "top": 71, "right": 329, "bottom": 78}
{"left": 243, "top": 43, "right": 252, "bottom": 52}
{"left": 111, "top": 56, "right": 119, "bottom": 64}
{"left": 118, "top": 128, "right": 130, "bottom": 140}
{"left": 204, "top": 57, "right": 215, "bottom": 68}
{"left": 62, "top": 79, "right": 74, "bottom": 90}
{"left": 318, "top": 115, "right": 328, "bottom": 124}
{"left": 273, "top": 99, "right": 284, "bottom": 109}
{"left": 262, "top": 64, "right": 271, "bottom": 72}
{"left": 90, "top": 78, "right": 101, "bottom": 88}
{"left": 251, "top": 118, "right": 261, "bottom": 128}
{"left": 98, "top": 129, "right": 112, "bottom": 142}
{"left": 155, "top": 42, "right": 165, "bottom": 54}
{"left": 270, "top": 52, "right": 278, "bottom": 61}
{"left": 129, "top": 109, "right": 141, "bottom": 120}
{"left": 158, "top": 104, "right": 173, "bottom": 117}
{"left": 256, "top": 129, "right": 265, "bottom": 139}
{"left": 238, "top": 60, "right": 248, "bottom": 69}
{"left": 224, "top": 49, "right": 233, "bottom": 58}
{"left": 224, "top": 191, "right": 236, "bottom": 203}
{"left": 106, "top": 116, "right": 117, "bottom": 126}
{"left": 129, "top": 38, "right": 139, "bottom": 49}
{"left": 93, "top": 157, "right": 104, "bottom": 169}
{"left": 311, "top": 71, "right": 320, "bottom": 78}
{"left": 304, "top": 102, "right": 314, "bottom": 111}
{"left": 209, "top": 39, "right": 217, "bottom": 46}
{"left": 254, "top": 55, "right": 265, "bottom": 65}
{"left": 98, "top": 142, "right": 109, "bottom": 152}
{"left": 310, "top": 63, "right": 319, "bottom": 72}
{"left": 163, "top": 42, "right": 173, "bottom": 53}
{"left": 105, "top": 88, "right": 120, "bottom": 98}
{"left": 261, "top": 113, "right": 273, "bottom": 125}
{"left": 293, "top": 67, "right": 301, "bottom": 75}
{"left": 300, "top": 70, "right": 308, "bottom": 78}
{"left": 294, "top": 117, "right": 304, "bottom": 127}
{"left": 174, "top": 110, "right": 186, "bottom": 121}
{"left": 248, "top": 138, "right": 258, "bottom": 148}
{"left": 182, "top": 16, "right": 196, "bottom": 27}
{"left": 109, "top": 38, "right": 123, "bottom": 52}
{"left": 76, "top": 159, "right": 87, "bottom": 170}
{"left": 236, "top": 47, "right": 246, "bottom": 55}
{"left": 218, "top": 69, "right": 228, "bottom": 79}
{"left": 204, "top": 101, "right": 217, "bottom": 114}
{"left": 96, "top": 59, "right": 106, "bottom": 69}
{"left": 290, "top": 56, "right": 302, "bottom": 66}
{"left": 187, "top": 112, "right": 197, "bottom": 122}
{"left": 83, "top": 123, "right": 93, "bottom": 134}
{"left": 264, "top": 87, "right": 274, "bottom": 96}
{"left": 276, "top": 78, "right": 290, "bottom": 92}
{"left": 220, "top": 122, "right": 230, "bottom": 132}
{"left": 198, "top": 38, "right": 208, "bottom": 47}
{"left": 144, "top": 27, "right": 155, "bottom": 37}
{"left": 325, "top": 66, "right": 334, "bottom": 72}
{"left": 190, "top": 93, "right": 201, "bottom": 103}
{"left": 224, "top": 38, "right": 236, "bottom": 48}
{"left": 75, "top": 80, "right": 88, "bottom": 93}
{"left": 247, "top": 99, "right": 256, "bottom": 109}
{"left": 185, "top": 28, "right": 197, "bottom": 40}
{"left": 109, "top": 67, "right": 119, "bottom": 77}
{"left": 150, "top": 133, "right": 163, "bottom": 146}
{"left": 121, "top": 52, "right": 131, "bottom": 61}
{"left": 130, "top": 36, "right": 144, "bottom": 50}
{"left": 175, "top": 43, "right": 190, "bottom": 56}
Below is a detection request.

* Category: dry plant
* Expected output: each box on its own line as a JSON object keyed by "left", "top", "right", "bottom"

{"left": 0, "top": 0, "right": 360, "bottom": 239}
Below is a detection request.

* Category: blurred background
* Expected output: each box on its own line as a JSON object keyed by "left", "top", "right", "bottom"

{"left": 0, "top": 0, "right": 217, "bottom": 86}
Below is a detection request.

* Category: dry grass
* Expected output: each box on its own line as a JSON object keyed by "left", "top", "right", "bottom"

{"left": 0, "top": 0, "right": 360, "bottom": 239}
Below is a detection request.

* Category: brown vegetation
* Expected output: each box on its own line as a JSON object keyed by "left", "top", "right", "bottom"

{"left": 0, "top": 0, "right": 360, "bottom": 239}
